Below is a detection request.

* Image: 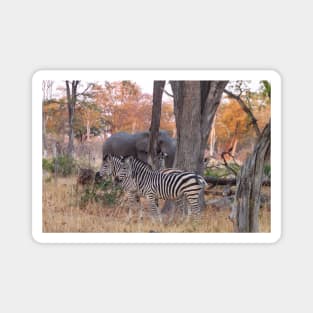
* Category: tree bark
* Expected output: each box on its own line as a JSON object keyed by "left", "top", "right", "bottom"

{"left": 148, "top": 80, "right": 165, "bottom": 169}
{"left": 86, "top": 119, "right": 90, "bottom": 141}
{"left": 171, "top": 81, "right": 202, "bottom": 171}
{"left": 199, "top": 81, "right": 228, "bottom": 174}
{"left": 209, "top": 114, "right": 217, "bottom": 157}
{"left": 170, "top": 81, "right": 228, "bottom": 175}
{"left": 203, "top": 176, "right": 270, "bottom": 186}
{"left": 42, "top": 80, "right": 53, "bottom": 157}
{"left": 42, "top": 109, "right": 47, "bottom": 157}
{"left": 170, "top": 80, "right": 228, "bottom": 211}
{"left": 66, "top": 80, "right": 80, "bottom": 158}
{"left": 230, "top": 121, "right": 271, "bottom": 232}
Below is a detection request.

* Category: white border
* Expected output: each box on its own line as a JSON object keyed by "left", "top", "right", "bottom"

{"left": 32, "top": 70, "right": 281, "bottom": 244}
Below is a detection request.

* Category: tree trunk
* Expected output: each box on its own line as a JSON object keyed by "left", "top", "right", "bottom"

{"left": 171, "top": 81, "right": 228, "bottom": 175}
{"left": 230, "top": 121, "right": 271, "bottom": 232}
{"left": 86, "top": 119, "right": 90, "bottom": 141}
{"left": 171, "top": 81, "right": 202, "bottom": 171}
{"left": 209, "top": 114, "right": 217, "bottom": 157}
{"left": 199, "top": 81, "right": 228, "bottom": 174}
{"left": 148, "top": 80, "right": 165, "bottom": 169}
{"left": 42, "top": 109, "right": 47, "bottom": 157}
{"left": 231, "top": 138, "right": 238, "bottom": 156}
{"left": 42, "top": 80, "right": 53, "bottom": 157}
{"left": 66, "top": 80, "right": 80, "bottom": 158}
{"left": 170, "top": 80, "right": 228, "bottom": 211}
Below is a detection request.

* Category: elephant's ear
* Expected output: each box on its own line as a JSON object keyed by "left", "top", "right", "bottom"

{"left": 135, "top": 135, "right": 148, "bottom": 153}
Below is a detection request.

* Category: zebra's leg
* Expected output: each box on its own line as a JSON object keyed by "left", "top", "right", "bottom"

{"left": 168, "top": 197, "right": 184, "bottom": 224}
{"left": 126, "top": 191, "right": 138, "bottom": 222}
{"left": 185, "top": 194, "right": 201, "bottom": 223}
{"left": 146, "top": 194, "right": 162, "bottom": 223}
{"left": 136, "top": 194, "right": 144, "bottom": 221}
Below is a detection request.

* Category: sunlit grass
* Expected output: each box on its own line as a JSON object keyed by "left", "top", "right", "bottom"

{"left": 42, "top": 176, "right": 270, "bottom": 233}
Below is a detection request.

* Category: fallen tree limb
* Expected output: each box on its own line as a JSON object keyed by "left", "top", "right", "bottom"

{"left": 204, "top": 176, "right": 270, "bottom": 186}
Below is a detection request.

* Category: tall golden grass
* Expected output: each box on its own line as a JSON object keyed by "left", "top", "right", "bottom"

{"left": 42, "top": 176, "right": 271, "bottom": 233}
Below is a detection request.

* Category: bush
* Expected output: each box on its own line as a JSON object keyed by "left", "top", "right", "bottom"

{"left": 42, "top": 158, "right": 54, "bottom": 172}
{"left": 42, "top": 156, "right": 77, "bottom": 176}
{"left": 204, "top": 164, "right": 239, "bottom": 178}
{"left": 264, "top": 164, "right": 271, "bottom": 178}
{"left": 79, "top": 179, "right": 123, "bottom": 209}
{"left": 54, "top": 156, "right": 77, "bottom": 176}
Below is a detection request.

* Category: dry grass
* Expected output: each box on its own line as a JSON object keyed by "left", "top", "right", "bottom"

{"left": 42, "top": 176, "right": 271, "bottom": 233}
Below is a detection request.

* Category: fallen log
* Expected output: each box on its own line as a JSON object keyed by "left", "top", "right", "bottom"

{"left": 204, "top": 176, "right": 270, "bottom": 187}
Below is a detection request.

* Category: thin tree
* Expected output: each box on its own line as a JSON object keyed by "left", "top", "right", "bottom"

{"left": 42, "top": 80, "right": 54, "bottom": 157}
{"left": 65, "top": 80, "right": 80, "bottom": 158}
{"left": 147, "top": 80, "right": 166, "bottom": 169}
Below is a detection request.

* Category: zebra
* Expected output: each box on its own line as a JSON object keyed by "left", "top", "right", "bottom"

{"left": 156, "top": 152, "right": 207, "bottom": 222}
{"left": 98, "top": 154, "right": 143, "bottom": 221}
{"left": 116, "top": 155, "right": 208, "bottom": 223}
{"left": 98, "top": 153, "right": 182, "bottom": 222}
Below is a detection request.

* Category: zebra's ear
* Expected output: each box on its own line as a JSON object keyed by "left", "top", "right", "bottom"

{"left": 125, "top": 155, "right": 133, "bottom": 166}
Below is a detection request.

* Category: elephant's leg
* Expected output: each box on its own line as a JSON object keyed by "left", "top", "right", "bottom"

{"left": 146, "top": 194, "right": 162, "bottom": 223}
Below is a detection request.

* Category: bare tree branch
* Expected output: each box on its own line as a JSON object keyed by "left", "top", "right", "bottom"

{"left": 221, "top": 147, "right": 239, "bottom": 176}
{"left": 204, "top": 176, "right": 270, "bottom": 187}
{"left": 161, "top": 87, "right": 173, "bottom": 98}
{"left": 77, "top": 83, "right": 94, "bottom": 97}
{"left": 223, "top": 89, "right": 261, "bottom": 137}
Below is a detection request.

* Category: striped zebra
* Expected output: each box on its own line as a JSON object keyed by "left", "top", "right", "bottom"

{"left": 116, "top": 155, "right": 207, "bottom": 222}
{"left": 157, "top": 152, "right": 205, "bottom": 221}
{"left": 98, "top": 154, "right": 143, "bottom": 221}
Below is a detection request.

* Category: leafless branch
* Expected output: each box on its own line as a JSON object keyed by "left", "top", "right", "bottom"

{"left": 77, "top": 83, "right": 94, "bottom": 97}
{"left": 204, "top": 176, "right": 270, "bottom": 187}
{"left": 221, "top": 148, "right": 239, "bottom": 176}
{"left": 161, "top": 87, "right": 173, "bottom": 98}
{"left": 223, "top": 89, "right": 261, "bottom": 137}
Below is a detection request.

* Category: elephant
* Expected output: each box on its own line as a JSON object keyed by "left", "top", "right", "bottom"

{"left": 101, "top": 130, "right": 176, "bottom": 168}
{"left": 95, "top": 130, "right": 176, "bottom": 216}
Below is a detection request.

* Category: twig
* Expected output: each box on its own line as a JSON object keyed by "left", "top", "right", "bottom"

{"left": 161, "top": 87, "right": 174, "bottom": 98}
{"left": 221, "top": 148, "right": 239, "bottom": 176}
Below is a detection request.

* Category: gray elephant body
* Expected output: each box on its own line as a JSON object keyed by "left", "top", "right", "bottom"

{"left": 102, "top": 130, "right": 176, "bottom": 167}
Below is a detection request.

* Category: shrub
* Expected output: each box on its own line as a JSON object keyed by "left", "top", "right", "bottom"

{"left": 42, "top": 158, "right": 54, "bottom": 172}
{"left": 42, "top": 156, "right": 77, "bottom": 176}
{"left": 79, "top": 179, "right": 123, "bottom": 209}
{"left": 264, "top": 164, "right": 271, "bottom": 178}
{"left": 53, "top": 156, "right": 77, "bottom": 176}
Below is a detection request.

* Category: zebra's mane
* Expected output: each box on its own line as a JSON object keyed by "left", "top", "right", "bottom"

{"left": 123, "top": 155, "right": 153, "bottom": 170}
{"left": 103, "top": 154, "right": 123, "bottom": 161}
